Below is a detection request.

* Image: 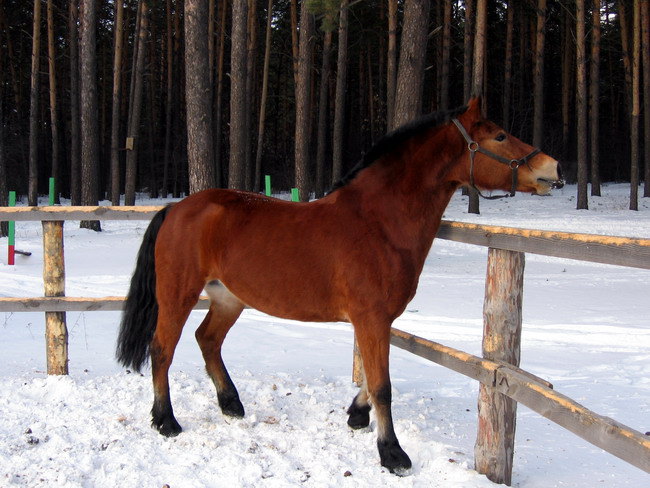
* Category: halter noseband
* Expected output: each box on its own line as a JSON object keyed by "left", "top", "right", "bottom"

{"left": 451, "top": 118, "right": 541, "bottom": 200}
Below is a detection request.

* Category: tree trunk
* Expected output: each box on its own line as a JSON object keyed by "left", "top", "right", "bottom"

{"left": 186, "top": 0, "right": 217, "bottom": 193}
{"left": 561, "top": 6, "right": 575, "bottom": 161}
{"left": 229, "top": 0, "right": 248, "bottom": 189}
{"left": 244, "top": 0, "right": 257, "bottom": 191}
{"left": 110, "top": 0, "right": 125, "bottom": 205}
{"left": 255, "top": 0, "right": 274, "bottom": 193}
{"left": 47, "top": 0, "right": 60, "bottom": 204}
{"left": 386, "top": 0, "right": 398, "bottom": 127}
{"left": 641, "top": 0, "right": 650, "bottom": 197}
{"left": 332, "top": 0, "right": 349, "bottom": 184}
{"left": 589, "top": 0, "right": 601, "bottom": 196}
{"left": 315, "top": 29, "right": 332, "bottom": 198}
{"left": 162, "top": 0, "right": 174, "bottom": 197}
{"left": 576, "top": 0, "right": 589, "bottom": 210}
{"left": 79, "top": 0, "right": 101, "bottom": 231}
{"left": 28, "top": 0, "right": 41, "bottom": 206}
{"left": 0, "top": 91, "right": 6, "bottom": 237}
{"left": 439, "top": 0, "right": 451, "bottom": 112}
{"left": 532, "top": 0, "right": 546, "bottom": 148}
{"left": 294, "top": 1, "right": 313, "bottom": 201}
{"left": 125, "top": 0, "right": 149, "bottom": 205}
{"left": 463, "top": 0, "right": 474, "bottom": 102}
{"left": 630, "top": 0, "right": 641, "bottom": 210}
{"left": 69, "top": 0, "right": 81, "bottom": 205}
{"left": 214, "top": 0, "right": 227, "bottom": 188}
{"left": 290, "top": 0, "right": 299, "bottom": 85}
{"left": 618, "top": 1, "right": 633, "bottom": 116}
{"left": 503, "top": 1, "right": 514, "bottom": 130}
{"left": 468, "top": 0, "right": 486, "bottom": 215}
{"left": 392, "top": 0, "right": 431, "bottom": 130}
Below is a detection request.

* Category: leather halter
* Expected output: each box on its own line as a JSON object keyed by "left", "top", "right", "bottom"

{"left": 452, "top": 118, "right": 541, "bottom": 199}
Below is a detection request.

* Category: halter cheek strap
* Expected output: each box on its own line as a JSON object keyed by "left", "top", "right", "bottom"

{"left": 451, "top": 118, "right": 541, "bottom": 200}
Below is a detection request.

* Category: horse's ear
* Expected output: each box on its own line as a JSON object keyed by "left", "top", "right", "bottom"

{"left": 465, "top": 97, "right": 483, "bottom": 120}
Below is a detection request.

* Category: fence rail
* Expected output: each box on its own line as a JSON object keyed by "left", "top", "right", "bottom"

{"left": 1, "top": 205, "right": 649, "bottom": 483}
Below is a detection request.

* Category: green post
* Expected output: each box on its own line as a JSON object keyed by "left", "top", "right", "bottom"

{"left": 291, "top": 188, "right": 299, "bottom": 202}
{"left": 265, "top": 175, "right": 272, "bottom": 196}
{"left": 8, "top": 191, "right": 16, "bottom": 265}
{"left": 49, "top": 177, "right": 55, "bottom": 205}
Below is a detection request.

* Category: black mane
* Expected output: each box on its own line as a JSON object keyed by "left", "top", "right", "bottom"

{"left": 329, "top": 105, "right": 467, "bottom": 193}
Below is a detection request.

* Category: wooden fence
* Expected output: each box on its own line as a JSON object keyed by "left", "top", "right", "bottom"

{"left": 1, "top": 205, "right": 649, "bottom": 484}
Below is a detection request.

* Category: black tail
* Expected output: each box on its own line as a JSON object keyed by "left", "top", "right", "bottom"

{"left": 116, "top": 205, "right": 172, "bottom": 372}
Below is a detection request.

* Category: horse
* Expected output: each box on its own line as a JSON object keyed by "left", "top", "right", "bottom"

{"left": 116, "top": 98, "right": 563, "bottom": 475}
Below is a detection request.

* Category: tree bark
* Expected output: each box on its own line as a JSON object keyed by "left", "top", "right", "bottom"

{"left": 590, "top": 0, "right": 601, "bottom": 196}
{"left": 630, "top": 0, "right": 641, "bottom": 210}
{"left": 69, "top": 0, "right": 81, "bottom": 205}
{"left": 294, "top": 1, "right": 313, "bottom": 201}
{"left": 502, "top": 1, "right": 514, "bottom": 130}
{"left": 229, "top": 0, "right": 248, "bottom": 189}
{"left": 439, "top": 0, "right": 451, "bottom": 112}
{"left": 255, "top": 0, "right": 274, "bottom": 193}
{"left": 468, "top": 0, "right": 486, "bottom": 215}
{"left": 162, "top": 0, "right": 174, "bottom": 197}
{"left": 110, "top": 0, "right": 125, "bottom": 205}
{"left": 315, "top": 29, "right": 332, "bottom": 198}
{"left": 641, "top": 0, "right": 650, "bottom": 197}
{"left": 125, "top": 0, "right": 149, "bottom": 205}
{"left": 532, "top": 0, "right": 546, "bottom": 148}
{"left": 244, "top": 0, "right": 258, "bottom": 191}
{"left": 332, "top": 0, "right": 349, "bottom": 184}
{"left": 463, "top": 0, "right": 474, "bottom": 102}
{"left": 28, "top": 0, "right": 42, "bottom": 206}
{"left": 576, "top": 0, "right": 589, "bottom": 210}
{"left": 386, "top": 0, "right": 398, "bottom": 127}
{"left": 213, "top": 0, "right": 227, "bottom": 188}
{"left": 186, "top": 0, "right": 216, "bottom": 193}
{"left": 561, "top": 6, "right": 575, "bottom": 161}
{"left": 392, "top": 0, "right": 431, "bottom": 130}
{"left": 47, "top": 0, "right": 60, "bottom": 204}
{"left": 79, "top": 0, "right": 101, "bottom": 230}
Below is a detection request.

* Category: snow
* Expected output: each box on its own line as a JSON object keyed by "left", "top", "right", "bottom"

{"left": 1, "top": 183, "right": 649, "bottom": 487}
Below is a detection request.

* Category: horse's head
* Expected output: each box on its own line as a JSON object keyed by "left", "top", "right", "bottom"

{"left": 452, "top": 98, "right": 564, "bottom": 196}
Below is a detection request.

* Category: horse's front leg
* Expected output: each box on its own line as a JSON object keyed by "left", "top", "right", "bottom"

{"left": 351, "top": 316, "right": 412, "bottom": 475}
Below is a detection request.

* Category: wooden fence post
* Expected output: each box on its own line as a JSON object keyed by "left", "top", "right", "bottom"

{"left": 43, "top": 220, "right": 68, "bottom": 375}
{"left": 475, "top": 248, "right": 524, "bottom": 485}
{"left": 352, "top": 335, "right": 363, "bottom": 386}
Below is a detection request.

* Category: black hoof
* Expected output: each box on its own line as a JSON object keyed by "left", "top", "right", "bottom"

{"left": 152, "top": 415, "right": 182, "bottom": 437}
{"left": 378, "top": 439, "right": 412, "bottom": 475}
{"left": 347, "top": 403, "right": 371, "bottom": 429}
{"left": 218, "top": 391, "right": 245, "bottom": 418}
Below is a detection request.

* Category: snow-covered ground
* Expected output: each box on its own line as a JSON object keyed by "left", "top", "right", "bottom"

{"left": 1, "top": 183, "right": 648, "bottom": 487}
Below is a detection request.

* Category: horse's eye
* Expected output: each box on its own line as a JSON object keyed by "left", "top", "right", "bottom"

{"left": 495, "top": 133, "right": 507, "bottom": 142}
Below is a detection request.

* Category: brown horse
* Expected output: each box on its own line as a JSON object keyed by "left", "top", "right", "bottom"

{"left": 117, "top": 99, "right": 563, "bottom": 474}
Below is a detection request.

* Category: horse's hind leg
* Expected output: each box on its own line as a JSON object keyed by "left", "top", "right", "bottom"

{"left": 150, "top": 300, "right": 195, "bottom": 437}
{"left": 352, "top": 316, "right": 412, "bottom": 474}
{"left": 196, "top": 281, "right": 245, "bottom": 417}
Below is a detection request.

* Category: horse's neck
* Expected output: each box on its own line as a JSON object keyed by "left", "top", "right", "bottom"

{"left": 338, "top": 140, "right": 460, "bottom": 262}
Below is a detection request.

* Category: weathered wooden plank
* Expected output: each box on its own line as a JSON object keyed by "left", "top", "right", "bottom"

{"left": 475, "top": 249, "right": 525, "bottom": 485}
{"left": 437, "top": 220, "right": 650, "bottom": 270}
{"left": 0, "top": 205, "right": 164, "bottom": 222}
{"left": 496, "top": 368, "right": 650, "bottom": 474}
{"left": 389, "top": 327, "right": 498, "bottom": 385}
{"left": 0, "top": 296, "right": 211, "bottom": 312}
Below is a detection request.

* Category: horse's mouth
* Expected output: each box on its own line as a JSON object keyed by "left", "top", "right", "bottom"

{"left": 536, "top": 177, "right": 565, "bottom": 193}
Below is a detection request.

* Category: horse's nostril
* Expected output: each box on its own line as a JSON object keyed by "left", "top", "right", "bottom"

{"left": 556, "top": 162, "right": 564, "bottom": 181}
